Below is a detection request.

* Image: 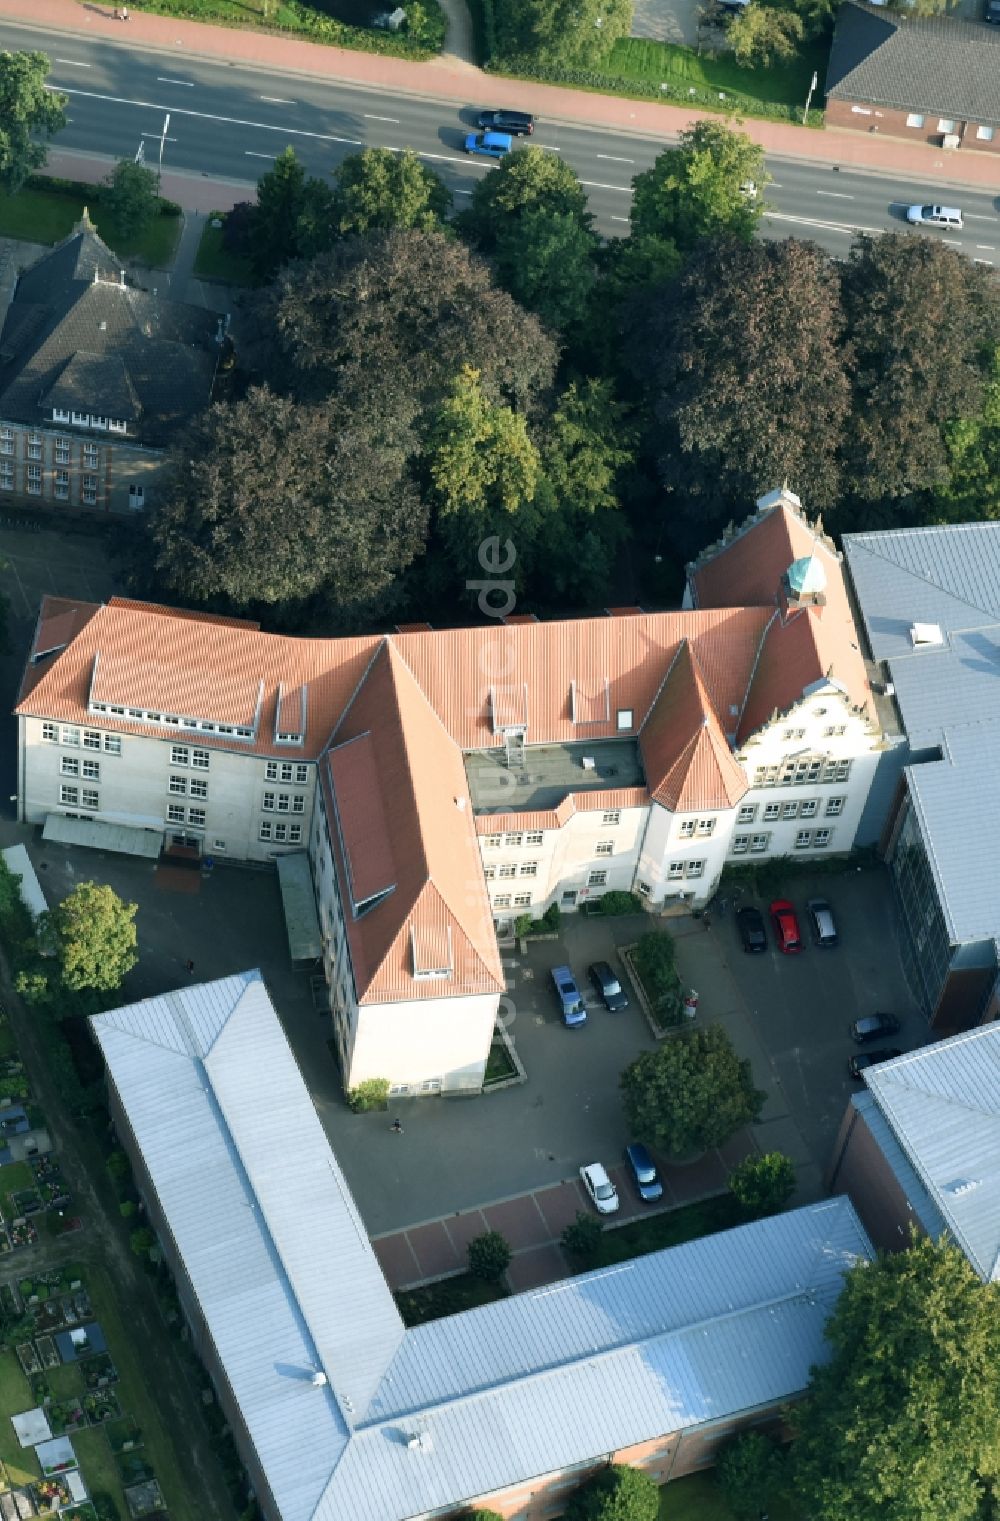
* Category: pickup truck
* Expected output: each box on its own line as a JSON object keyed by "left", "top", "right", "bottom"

{"left": 551, "top": 965, "right": 587, "bottom": 1028}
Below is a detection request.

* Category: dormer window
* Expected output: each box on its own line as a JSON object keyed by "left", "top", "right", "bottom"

{"left": 52, "top": 408, "right": 70, "bottom": 424}
{"left": 108, "top": 419, "right": 127, "bottom": 435}
{"left": 71, "top": 412, "right": 87, "bottom": 426}
{"left": 91, "top": 416, "right": 108, "bottom": 431}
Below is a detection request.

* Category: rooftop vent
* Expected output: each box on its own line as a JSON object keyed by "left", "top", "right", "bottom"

{"left": 943, "top": 1177, "right": 980, "bottom": 1197}
{"left": 910, "top": 622, "right": 944, "bottom": 649}
{"left": 311, "top": 1371, "right": 328, "bottom": 1388}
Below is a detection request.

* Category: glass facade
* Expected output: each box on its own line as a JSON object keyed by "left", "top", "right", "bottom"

{"left": 889, "top": 801, "right": 951, "bottom": 1018}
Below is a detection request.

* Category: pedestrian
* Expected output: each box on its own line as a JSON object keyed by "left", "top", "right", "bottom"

{"left": 185, "top": 958, "right": 195, "bottom": 975}
{"left": 390, "top": 1118, "right": 403, "bottom": 1135}
{"left": 121, "top": 5, "right": 129, "bottom": 17}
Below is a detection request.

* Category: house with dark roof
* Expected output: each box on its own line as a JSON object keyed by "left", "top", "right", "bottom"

{"left": 825, "top": 0, "right": 1000, "bottom": 152}
{"left": 0, "top": 212, "right": 221, "bottom": 513}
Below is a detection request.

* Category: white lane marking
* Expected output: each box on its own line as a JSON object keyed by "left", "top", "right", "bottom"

{"left": 815, "top": 190, "right": 854, "bottom": 199}
{"left": 46, "top": 84, "right": 365, "bottom": 148}
{"left": 974, "top": 258, "right": 994, "bottom": 266}
{"left": 537, "top": 144, "right": 562, "bottom": 151}
{"left": 365, "top": 113, "right": 400, "bottom": 124}
{"left": 260, "top": 96, "right": 295, "bottom": 104}
{"left": 453, "top": 189, "right": 472, "bottom": 196}
{"left": 965, "top": 213, "right": 996, "bottom": 222}
{"left": 610, "top": 215, "right": 630, "bottom": 223}
{"left": 141, "top": 132, "right": 178, "bottom": 141}
{"left": 769, "top": 181, "right": 782, "bottom": 188}
{"left": 764, "top": 209, "right": 885, "bottom": 237}
{"left": 597, "top": 153, "right": 634, "bottom": 163}
{"left": 157, "top": 77, "right": 193, "bottom": 87}
{"left": 55, "top": 59, "right": 91, "bottom": 67}
{"left": 977, "top": 244, "right": 996, "bottom": 251}
{"left": 246, "top": 151, "right": 276, "bottom": 159}
{"left": 579, "top": 179, "right": 633, "bottom": 194}
{"left": 942, "top": 238, "right": 962, "bottom": 246}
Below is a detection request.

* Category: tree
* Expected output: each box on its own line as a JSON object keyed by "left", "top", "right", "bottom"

{"left": 565, "top": 1465, "right": 659, "bottom": 1521}
{"left": 792, "top": 1236, "right": 1000, "bottom": 1521}
{"left": 251, "top": 146, "right": 308, "bottom": 280}
{"left": 620, "top": 1024, "right": 765, "bottom": 1157}
{"left": 427, "top": 367, "right": 540, "bottom": 519}
{"left": 562, "top": 1211, "right": 603, "bottom": 1262}
{"left": 728, "top": 1151, "right": 796, "bottom": 1217}
{"left": 892, "top": 0, "right": 954, "bottom": 13}
{"left": 47, "top": 882, "right": 138, "bottom": 993}
{"left": 100, "top": 158, "right": 160, "bottom": 240}
{"left": 630, "top": 122, "right": 768, "bottom": 250}
{"left": 462, "top": 146, "right": 591, "bottom": 251}
{"left": 715, "top": 1431, "right": 787, "bottom": 1520}
{"left": 929, "top": 349, "right": 1000, "bottom": 523}
{"left": 631, "top": 931, "right": 683, "bottom": 1025}
{"left": 728, "top": 4, "right": 805, "bottom": 66}
{"left": 540, "top": 379, "right": 634, "bottom": 519}
{"left": 0, "top": 51, "right": 67, "bottom": 194}
{"left": 153, "top": 385, "right": 427, "bottom": 611}
{"left": 467, "top": 1231, "right": 512, "bottom": 1282}
{"left": 629, "top": 237, "right": 848, "bottom": 552}
{"left": 465, "top": 1512, "right": 504, "bottom": 1521}
{"left": 331, "top": 147, "right": 451, "bottom": 236}
{"left": 494, "top": 208, "right": 597, "bottom": 334}
{"left": 496, "top": 0, "right": 634, "bottom": 65}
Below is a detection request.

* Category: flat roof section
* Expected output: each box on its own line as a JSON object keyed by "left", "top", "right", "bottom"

{"left": 464, "top": 739, "right": 644, "bottom": 814}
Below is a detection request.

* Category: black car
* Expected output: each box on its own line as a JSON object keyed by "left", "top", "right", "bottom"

{"left": 737, "top": 906, "right": 767, "bottom": 953}
{"left": 588, "top": 961, "right": 628, "bottom": 1012}
{"left": 476, "top": 109, "right": 535, "bottom": 136}
{"left": 849, "top": 1048, "right": 903, "bottom": 1080}
{"left": 849, "top": 1012, "right": 901, "bottom": 1044}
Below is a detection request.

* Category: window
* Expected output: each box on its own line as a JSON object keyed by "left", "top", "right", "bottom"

{"left": 26, "top": 465, "right": 41, "bottom": 495}
{"left": 978, "top": 125, "right": 995, "bottom": 142}
{"left": 262, "top": 791, "right": 275, "bottom": 811}
{"left": 60, "top": 756, "right": 79, "bottom": 776}
{"left": 83, "top": 730, "right": 101, "bottom": 750}
{"left": 601, "top": 811, "right": 620, "bottom": 826}
{"left": 686, "top": 859, "right": 705, "bottom": 879}
{"left": 504, "top": 833, "right": 522, "bottom": 847}
{"left": 54, "top": 470, "right": 69, "bottom": 501}
{"left": 82, "top": 475, "right": 97, "bottom": 506}
{"left": 484, "top": 835, "right": 502, "bottom": 849}
{"left": 0, "top": 428, "right": 13, "bottom": 455}
{"left": 763, "top": 802, "right": 780, "bottom": 822}
{"left": 213, "top": 840, "right": 226, "bottom": 852}
{"left": 128, "top": 484, "right": 145, "bottom": 511}
{"left": 171, "top": 745, "right": 189, "bottom": 766}
{"left": 169, "top": 775, "right": 187, "bottom": 795}
{"left": 737, "top": 804, "right": 757, "bottom": 824}
{"left": 278, "top": 794, "right": 292, "bottom": 813}
{"left": 637, "top": 880, "right": 651, "bottom": 897}
{"left": 794, "top": 830, "right": 812, "bottom": 850}
{"left": 937, "top": 118, "right": 956, "bottom": 133}
{"left": 617, "top": 709, "right": 633, "bottom": 732}
{"left": 513, "top": 893, "right": 532, "bottom": 907}
{"left": 906, "top": 113, "right": 925, "bottom": 128}
{"left": 167, "top": 803, "right": 186, "bottom": 824}
{"left": 108, "top": 419, "right": 127, "bottom": 435}
{"left": 82, "top": 759, "right": 99, "bottom": 780}
{"left": 825, "top": 796, "right": 845, "bottom": 817}
{"left": 731, "top": 836, "right": 750, "bottom": 855}
{"left": 783, "top": 728, "right": 805, "bottom": 741}
{"left": 26, "top": 434, "right": 42, "bottom": 461}
{"left": 519, "top": 862, "right": 538, "bottom": 877}
{"left": 799, "top": 798, "right": 818, "bottom": 819}
{"left": 54, "top": 439, "right": 70, "bottom": 464}
{"left": 525, "top": 832, "right": 543, "bottom": 846}
{"left": 588, "top": 870, "right": 608, "bottom": 886}
{"left": 483, "top": 865, "right": 496, "bottom": 880}
{"left": 814, "top": 828, "right": 832, "bottom": 848}
{"left": 188, "top": 807, "right": 206, "bottom": 828}
{"left": 295, "top": 764, "right": 308, "bottom": 784}
{"left": 59, "top": 785, "right": 78, "bottom": 806}
{"left": 498, "top": 863, "right": 516, "bottom": 879}
{"left": 292, "top": 794, "right": 304, "bottom": 814}
{"left": 81, "top": 789, "right": 99, "bottom": 811}
{"left": 192, "top": 749, "right": 209, "bottom": 770}
{"left": 678, "top": 820, "right": 696, "bottom": 839}
{"left": 190, "top": 777, "right": 208, "bottom": 799}
{"left": 695, "top": 818, "right": 715, "bottom": 837}
{"left": 667, "top": 861, "right": 685, "bottom": 881}
{"left": 781, "top": 802, "right": 798, "bottom": 820}
{"left": 0, "top": 463, "right": 12, "bottom": 491}
{"left": 823, "top": 759, "right": 851, "bottom": 783}
{"left": 42, "top": 723, "right": 57, "bottom": 743}
{"left": 751, "top": 834, "right": 770, "bottom": 854}
{"left": 104, "top": 735, "right": 121, "bottom": 755}
{"left": 595, "top": 840, "right": 613, "bottom": 856}
{"left": 493, "top": 894, "right": 512, "bottom": 909}
{"left": 823, "top": 725, "right": 846, "bottom": 738}
{"left": 259, "top": 820, "right": 273, "bottom": 840}
{"left": 61, "top": 726, "right": 80, "bottom": 746}
{"left": 71, "top": 412, "right": 87, "bottom": 427}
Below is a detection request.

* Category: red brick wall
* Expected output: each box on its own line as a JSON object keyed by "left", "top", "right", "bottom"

{"left": 825, "top": 97, "right": 1000, "bottom": 152}
{"left": 827, "top": 1100, "right": 925, "bottom": 1253}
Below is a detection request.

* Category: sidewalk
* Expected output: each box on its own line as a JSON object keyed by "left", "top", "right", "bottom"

{"left": 4, "top": 0, "right": 1000, "bottom": 191}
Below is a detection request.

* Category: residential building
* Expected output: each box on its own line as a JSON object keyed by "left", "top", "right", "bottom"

{"left": 825, "top": 2, "right": 1000, "bottom": 153}
{"left": 843, "top": 523, "right": 1000, "bottom": 1031}
{"left": 15, "top": 488, "right": 886, "bottom": 1095}
{"left": 93, "top": 968, "right": 874, "bottom": 1521}
{"left": 0, "top": 212, "right": 221, "bottom": 514}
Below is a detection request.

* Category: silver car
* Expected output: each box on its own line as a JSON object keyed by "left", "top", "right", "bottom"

{"left": 906, "top": 204, "right": 963, "bottom": 229}
{"left": 580, "top": 1162, "right": 620, "bottom": 1215}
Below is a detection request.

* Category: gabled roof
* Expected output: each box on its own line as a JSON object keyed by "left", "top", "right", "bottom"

{"left": 864, "top": 1028, "right": 1000, "bottom": 1281}
{"left": 0, "top": 225, "right": 218, "bottom": 446}
{"left": 640, "top": 642, "right": 748, "bottom": 811}
{"left": 826, "top": 1, "right": 1000, "bottom": 124}
{"left": 95, "top": 973, "right": 873, "bottom": 1521}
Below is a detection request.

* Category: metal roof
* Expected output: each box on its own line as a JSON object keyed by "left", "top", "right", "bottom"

{"left": 42, "top": 814, "right": 162, "bottom": 859}
{"left": 275, "top": 853, "right": 322, "bottom": 962}
{"left": 864, "top": 1029, "right": 1000, "bottom": 1281}
{"left": 1, "top": 845, "right": 48, "bottom": 922}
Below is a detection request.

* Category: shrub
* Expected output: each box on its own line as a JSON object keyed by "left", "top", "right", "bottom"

{"left": 599, "top": 890, "right": 642, "bottom": 916}
{"left": 106, "top": 1150, "right": 129, "bottom": 1181}
{"left": 515, "top": 913, "right": 533, "bottom": 938}
{"left": 466, "top": 1511, "right": 505, "bottom": 1521}
{"left": 119, "top": 1202, "right": 136, "bottom": 1219}
{"left": 562, "top": 1210, "right": 603, "bottom": 1262}
{"left": 347, "top": 1077, "right": 390, "bottom": 1113}
{"left": 542, "top": 902, "right": 561, "bottom": 930}
{"left": 631, "top": 930, "right": 683, "bottom": 1025}
{"left": 467, "top": 1230, "right": 511, "bottom": 1282}
{"left": 729, "top": 1151, "right": 796, "bottom": 1217}
{"left": 129, "top": 1227, "right": 155, "bottom": 1259}
{"left": 715, "top": 1430, "right": 786, "bottom": 1519}
{"left": 565, "top": 1464, "right": 659, "bottom": 1520}
{"left": 222, "top": 201, "right": 257, "bottom": 255}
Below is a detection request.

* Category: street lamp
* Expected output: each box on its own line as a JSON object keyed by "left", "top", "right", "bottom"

{"left": 157, "top": 112, "right": 171, "bottom": 188}
{"left": 803, "top": 69, "right": 818, "bottom": 124}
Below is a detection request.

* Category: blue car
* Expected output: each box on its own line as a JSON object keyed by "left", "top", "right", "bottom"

{"left": 464, "top": 130, "right": 513, "bottom": 159}
{"left": 551, "top": 965, "right": 586, "bottom": 1028}
{"left": 624, "top": 1142, "right": 663, "bottom": 1203}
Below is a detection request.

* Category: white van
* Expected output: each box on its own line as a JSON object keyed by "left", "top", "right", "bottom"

{"left": 906, "top": 204, "right": 963, "bottom": 229}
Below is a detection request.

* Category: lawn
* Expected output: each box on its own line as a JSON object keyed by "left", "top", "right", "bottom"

{"left": 660, "top": 1469, "right": 800, "bottom": 1520}
{"left": 605, "top": 33, "right": 827, "bottom": 116}
{"left": 484, "top": 1037, "right": 518, "bottom": 1086}
{"left": 126, "top": 0, "right": 445, "bottom": 54}
{"left": 0, "top": 1160, "right": 37, "bottom": 1214}
{"left": 193, "top": 214, "right": 257, "bottom": 285}
{"left": 0, "top": 186, "right": 182, "bottom": 267}
{"left": 71, "top": 1426, "right": 126, "bottom": 1510}
{"left": 44, "top": 1360, "right": 84, "bottom": 1401}
{"left": 0, "top": 1351, "right": 42, "bottom": 1488}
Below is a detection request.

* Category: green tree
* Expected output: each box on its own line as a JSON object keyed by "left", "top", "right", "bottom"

{"left": 929, "top": 350, "right": 1000, "bottom": 523}
{"left": 728, "top": 4, "right": 805, "bottom": 66}
{"left": 47, "top": 882, "right": 138, "bottom": 993}
{"left": 251, "top": 146, "right": 308, "bottom": 280}
{"left": 540, "top": 380, "right": 633, "bottom": 518}
{"left": 620, "top": 1024, "right": 766, "bottom": 1157}
{"left": 331, "top": 147, "right": 451, "bottom": 236}
{"left": 462, "top": 145, "right": 591, "bottom": 250}
{"left": 562, "top": 1210, "right": 603, "bottom": 1262}
{"left": 792, "top": 1236, "right": 1000, "bottom": 1521}
{"left": 428, "top": 366, "right": 540, "bottom": 518}
{"left": 496, "top": 0, "right": 634, "bottom": 65}
{"left": 467, "top": 1230, "right": 512, "bottom": 1282}
{"left": 631, "top": 931, "right": 683, "bottom": 1025}
{"left": 715, "top": 1431, "right": 787, "bottom": 1520}
{"left": 465, "top": 1512, "right": 505, "bottom": 1521}
{"left": 892, "top": 0, "right": 954, "bottom": 13}
{"left": 565, "top": 1464, "right": 659, "bottom": 1521}
{"left": 129, "top": 1227, "right": 155, "bottom": 1258}
{"left": 100, "top": 158, "right": 160, "bottom": 240}
{"left": 728, "top": 1151, "right": 796, "bottom": 1217}
{"left": 630, "top": 121, "right": 768, "bottom": 250}
{"left": 0, "top": 51, "right": 67, "bottom": 194}
{"left": 494, "top": 208, "right": 597, "bottom": 334}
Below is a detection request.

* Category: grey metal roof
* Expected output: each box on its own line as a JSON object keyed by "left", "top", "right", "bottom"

{"left": 864, "top": 1029, "right": 1000, "bottom": 1281}
{"left": 850, "top": 1090, "right": 948, "bottom": 1242}
{"left": 826, "top": 1, "right": 1000, "bottom": 124}
{"left": 275, "top": 853, "right": 322, "bottom": 962}
{"left": 904, "top": 728, "right": 1000, "bottom": 943}
{"left": 42, "top": 814, "right": 163, "bottom": 859}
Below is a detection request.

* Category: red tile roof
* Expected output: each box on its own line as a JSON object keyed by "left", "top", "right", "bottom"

{"left": 640, "top": 643, "right": 748, "bottom": 811}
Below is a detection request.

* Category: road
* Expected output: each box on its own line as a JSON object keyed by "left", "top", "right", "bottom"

{"left": 2, "top": 19, "right": 999, "bottom": 260}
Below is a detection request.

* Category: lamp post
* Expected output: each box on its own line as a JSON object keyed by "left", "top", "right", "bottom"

{"left": 158, "top": 112, "right": 171, "bottom": 188}
{"left": 803, "top": 69, "right": 818, "bottom": 124}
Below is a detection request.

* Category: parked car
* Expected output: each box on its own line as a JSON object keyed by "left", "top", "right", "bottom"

{"left": 736, "top": 906, "right": 767, "bottom": 954}
{"left": 552, "top": 965, "right": 587, "bottom": 1028}
{"left": 588, "top": 961, "right": 628, "bottom": 1012}
{"left": 476, "top": 109, "right": 534, "bottom": 136}
{"left": 849, "top": 1012, "right": 901, "bottom": 1044}
{"left": 580, "top": 1162, "right": 620, "bottom": 1214}
{"left": 849, "top": 1048, "right": 903, "bottom": 1080}
{"left": 624, "top": 1142, "right": 663, "bottom": 1202}
{"left": 806, "top": 897, "right": 838, "bottom": 948}
{"left": 463, "top": 130, "right": 513, "bottom": 159}
{"left": 906, "top": 204, "right": 963, "bottom": 229}
{"left": 988, "top": 0, "right": 1000, "bottom": 23}
{"left": 769, "top": 899, "right": 803, "bottom": 954}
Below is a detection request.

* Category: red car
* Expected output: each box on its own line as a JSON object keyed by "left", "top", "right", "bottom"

{"left": 769, "top": 899, "right": 803, "bottom": 954}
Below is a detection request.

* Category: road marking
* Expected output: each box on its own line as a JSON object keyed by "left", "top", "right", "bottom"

{"left": 769, "top": 181, "right": 782, "bottom": 188}
{"left": 245, "top": 151, "right": 276, "bottom": 159}
{"left": 55, "top": 59, "right": 91, "bottom": 68}
{"left": 537, "top": 144, "right": 562, "bottom": 151}
{"left": 965, "top": 213, "right": 995, "bottom": 222}
{"left": 974, "top": 258, "right": 994, "bottom": 266}
{"left": 260, "top": 96, "right": 295, "bottom": 104}
{"left": 453, "top": 188, "right": 472, "bottom": 196}
{"left": 764, "top": 210, "right": 885, "bottom": 237}
{"left": 46, "top": 84, "right": 365, "bottom": 149}
{"left": 815, "top": 190, "right": 854, "bottom": 199}
{"left": 610, "top": 215, "right": 630, "bottom": 223}
{"left": 365, "top": 113, "right": 400, "bottom": 124}
{"left": 157, "top": 77, "right": 193, "bottom": 87}
{"left": 942, "top": 238, "right": 962, "bottom": 246}
{"left": 579, "top": 179, "right": 633, "bottom": 194}
{"left": 977, "top": 244, "right": 996, "bottom": 251}
{"left": 597, "top": 153, "right": 634, "bottom": 163}
{"left": 141, "top": 132, "right": 178, "bottom": 141}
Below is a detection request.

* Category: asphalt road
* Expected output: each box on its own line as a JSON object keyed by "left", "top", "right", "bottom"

{"left": 3, "top": 20, "right": 1000, "bottom": 259}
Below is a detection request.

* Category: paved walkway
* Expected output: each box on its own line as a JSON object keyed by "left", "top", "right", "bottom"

{"left": 432, "top": 0, "right": 476, "bottom": 68}
{"left": 2, "top": 0, "right": 998, "bottom": 190}
{"left": 371, "top": 1126, "right": 755, "bottom": 1292}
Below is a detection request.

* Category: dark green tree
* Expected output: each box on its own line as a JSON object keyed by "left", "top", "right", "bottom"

{"left": 250, "top": 146, "right": 308, "bottom": 280}
{"left": 715, "top": 1431, "right": 787, "bottom": 1520}
{"left": 46, "top": 881, "right": 138, "bottom": 993}
{"left": 928, "top": 350, "right": 1000, "bottom": 523}
{"left": 467, "top": 1231, "right": 512, "bottom": 1282}
{"left": 562, "top": 1211, "right": 603, "bottom": 1262}
{"left": 100, "top": 158, "right": 160, "bottom": 240}
{"left": 792, "top": 1236, "right": 1000, "bottom": 1521}
{"left": 494, "top": 208, "right": 598, "bottom": 335}
{"left": 630, "top": 121, "right": 768, "bottom": 251}
{"left": 330, "top": 147, "right": 451, "bottom": 236}
{"left": 462, "top": 145, "right": 591, "bottom": 251}
{"left": 0, "top": 51, "right": 67, "bottom": 194}
{"left": 565, "top": 1464, "right": 659, "bottom": 1521}
{"left": 729, "top": 4, "right": 805, "bottom": 65}
{"left": 620, "top": 1024, "right": 766, "bottom": 1157}
{"left": 728, "top": 1151, "right": 796, "bottom": 1217}
{"left": 496, "top": 0, "right": 633, "bottom": 65}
